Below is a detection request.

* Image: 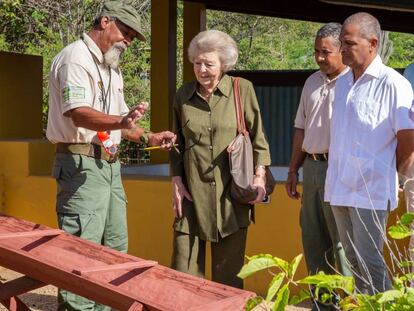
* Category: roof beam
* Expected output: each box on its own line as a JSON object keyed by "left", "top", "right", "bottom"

{"left": 185, "top": 0, "right": 414, "bottom": 33}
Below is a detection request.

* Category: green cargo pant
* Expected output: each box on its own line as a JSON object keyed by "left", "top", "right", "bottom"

{"left": 53, "top": 153, "right": 128, "bottom": 311}
{"left": 171, "top": 228, "right": 247, "bottom": 289}
{"left": 301, "top": 157, "right": 351, "bottom": 311}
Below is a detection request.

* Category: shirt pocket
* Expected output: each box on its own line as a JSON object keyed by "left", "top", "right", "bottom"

{"left": 355, "top": 100, "right": 382, "bottom": 130}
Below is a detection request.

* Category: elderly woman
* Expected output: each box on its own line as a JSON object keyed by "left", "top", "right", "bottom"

{"left": 170, "top": 30, "right": 271, "bottom": 288}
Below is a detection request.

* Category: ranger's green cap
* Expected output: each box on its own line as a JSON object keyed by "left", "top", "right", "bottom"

{"left": 101, "top": 1, "right": 146, "bottom": 41}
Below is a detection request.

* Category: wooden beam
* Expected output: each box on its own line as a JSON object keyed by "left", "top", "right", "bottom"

{"left": 0, "top": 297, "right": 31, "bottom": 311}
{"left": 150, "top": 0, "right": 177, "bottom": 164}
{"left": 188, "top": 294, "right": 252, "bottom": 311}
{"left": 185, "top": 0, "right": 414, "bottom": 34}
{"left": 0, "top": 244, "right": 141, "bottom": 310}
{"left": 183, "top": 2, "right": 206, "bottom": 83}
{"left": 0, "top": 279, "right": 34, "bottom": 311}
{"left": 0, "top": 229, "right": 62, "bottom": 239}
{"left": 0, "top": 214, "right": 256, "bottom": 311}
{"left": 72, "top": 260, "right": 157, "bottom": 276}
{"left": 128, "top": 301, "right": 144, "bottom": 311}
{"left": 0, "top": 276, "right": 45, "bottom": 300}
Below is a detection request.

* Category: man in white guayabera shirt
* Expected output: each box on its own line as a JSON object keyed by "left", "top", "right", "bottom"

{"left": 325, "top": 12, "right": 414, "bottom": 294}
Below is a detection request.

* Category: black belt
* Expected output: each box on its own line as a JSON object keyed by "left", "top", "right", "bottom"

{"left": 306, "top": 152, "right": 328, "bottom": 161}
{"left": 56, "top": 143, "right": 119, "bottom": 163}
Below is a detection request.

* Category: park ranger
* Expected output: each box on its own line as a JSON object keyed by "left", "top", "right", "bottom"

{"left": 46, "top": 1, "right": 175, "bottom": 310}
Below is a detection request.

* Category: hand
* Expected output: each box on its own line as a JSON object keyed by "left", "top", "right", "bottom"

{"left": 172, "top": 176, "right": 193, "bottom": 218}
{"left": 249, "top": 174, "right": 266, "bottom": 204}
{"left": 120, "top": 102, "right": 149, "bottom": 129}
{"left": 148, "top": 131, "right": 177, "bottom": 150}
{"left": 285, "top": 171, "right": 300, "bottom": 199}
{"left": 131, "top": 101, "right": 149, "bottom": 119}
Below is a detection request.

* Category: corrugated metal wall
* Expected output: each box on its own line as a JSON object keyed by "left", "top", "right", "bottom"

{"left": 231, "top": 70, "right": 315, "bottom": 166}
{"left": 255, "top": 86, "right": 302, "bottom": 166}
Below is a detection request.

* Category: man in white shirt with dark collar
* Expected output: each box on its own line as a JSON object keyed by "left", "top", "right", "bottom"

{"left": 325, "top": 12, "right": 414, "bottom": 294}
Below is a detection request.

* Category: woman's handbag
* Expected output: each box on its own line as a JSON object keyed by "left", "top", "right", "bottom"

{"left": 227, "top": 77, "right": 276, "bottom": 204}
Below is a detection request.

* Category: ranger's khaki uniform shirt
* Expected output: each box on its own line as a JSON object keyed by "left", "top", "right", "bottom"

{"left": 46, "top": 33, "right": 129, "bottom": 144}
{"left": 170, "top": 74, "right": 271, "bottom": 242}
{"left": 294, "top": 68, "right": 349, "bottom": 154}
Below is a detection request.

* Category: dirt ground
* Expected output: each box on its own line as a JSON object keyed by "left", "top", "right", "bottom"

{"left": 0, "top": 267, "right": 57, "bottom": 311}
{"left": 0, "top": 267, "right": 311, "bottom": 311}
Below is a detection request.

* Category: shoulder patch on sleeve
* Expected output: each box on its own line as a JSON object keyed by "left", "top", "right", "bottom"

{"left": 62, "top": 86, "right": 85, "bottom": 101}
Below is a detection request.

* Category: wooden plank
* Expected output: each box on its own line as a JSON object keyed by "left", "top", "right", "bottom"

{"left": 73, "top": 260, "right": 157, "bottom": 276}
{"left": 128, "top": 301, "right": 144, "bottom": 311}
{"left": 0, "top": 245, "right": 139, "bottom": 310}
{"left": 0, "top": 214, "right": 256, "bottom": 311}
{"left": 0, "top": 280, "right": 32, "bottom": 311}
{"left": 0, "top": 276, "right": 45, "bottom": 300}
{"left": 0, "top": 229, "right": 62, "bottom": 239}
{"left": 188, "top": 294, "right": 253, "bottom": 311}
{"left": 0, "top": 297, "right": 31, "bottom": 311}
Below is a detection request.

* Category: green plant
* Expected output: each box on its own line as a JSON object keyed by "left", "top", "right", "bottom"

{"left": 238, "top": 253, "right": 310, "bottom": 310}
{"left": 239, "top": 212, "right": 414, "bottom": 310}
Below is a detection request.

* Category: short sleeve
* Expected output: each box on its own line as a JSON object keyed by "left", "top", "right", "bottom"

{"left": 392, "top": 77, "right": 414, "bottom": 133}
{"left": 58, "top": 63, "right": 93, "bottom": 113}
{"left": 294, "top": 87, "right": 307, "bottom": 129}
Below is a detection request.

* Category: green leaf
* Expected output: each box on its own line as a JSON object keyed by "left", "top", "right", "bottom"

{"left": 321, "top": 292, "right": 331, "bottom": 303}
{"left": 299, "top": 273, "right": 355, "bottom": 295}
{"left": 289, "top": 289, "right": 311, "bottom": 305}
{"left": 266, "top": 273, "right": 285, "bottom": 302}
{"left": 288, "top": 254, "right": 303, "bottom": 278}
{"left": 238, "top": 255, "right": 277, "bottom": 279}
{"left": 377, "top": 290, "right": 403, "bottom": 303}
{"left": 399, "top": 273, "right": 414, "bottom": 282}
{"left": 399, "top": 260, "right": 414, "bottom": 268}
{"left": 388, "top": 224, "right": 413, "bottom": 239}
{"left": 406, "top": 287, "right": 414, "bottom": 304}
{"left": 272, "top": 256, "right": 290, "bottom": 274}
{"left": 340, "top": 296, "right": 359, "bottom": 311}
{"left": 245, "top": 296, "right": 264, "bottom": 311}
{"left": 400, "top": 212, "right": 414, "bottom": 225}
{"left": 272, "top": 284, "right": 290, "bottom": 311}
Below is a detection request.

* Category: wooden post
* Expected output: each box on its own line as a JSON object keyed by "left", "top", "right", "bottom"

{"left": 0, "top": 52, "right": 43, "bottom": 139}
{"left": 183, "top": 2, "right": 206, "bottom": 83}
{"left": 150, "top": 0, "right": 177, "bottom": 163}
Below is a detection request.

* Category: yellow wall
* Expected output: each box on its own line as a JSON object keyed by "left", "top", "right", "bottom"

{"left": 0, "top": 140, "right": 306, "bottom": 295}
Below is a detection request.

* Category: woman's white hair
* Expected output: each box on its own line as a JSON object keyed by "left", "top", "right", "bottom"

{"left": 188, "top": 30, "right": 239, "bottom": 72}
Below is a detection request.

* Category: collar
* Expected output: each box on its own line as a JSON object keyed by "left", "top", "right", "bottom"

{"left": 346, "top": 54, "right": 382, "bottom": 84}
{"left": 81, "top": 33, "right": 104, "bottom": 64}
{"left": 185, "top": 74, "right": 232, "bottom": 101}
{"left": 363, "top": 54, "right": 382, "bottom": 79}
{"left": 319, "top": 67, "right": 350, "bottom": 84}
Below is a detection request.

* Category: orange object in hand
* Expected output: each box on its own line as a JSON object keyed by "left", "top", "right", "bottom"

{"left": 97, "top": 131, "right": 118, "bottom": 155}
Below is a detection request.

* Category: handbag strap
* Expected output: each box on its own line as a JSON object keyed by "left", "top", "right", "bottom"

{"left": 233, "top": 77, "right": 247, "bottom": 135}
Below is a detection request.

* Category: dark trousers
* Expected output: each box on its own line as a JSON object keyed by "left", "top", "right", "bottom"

{"left": 301, "top": 158, "right": 351, "bottom": 310}
{"left": 171, "top": 228, "right": 247, "bottom": 288}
